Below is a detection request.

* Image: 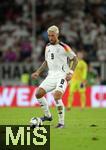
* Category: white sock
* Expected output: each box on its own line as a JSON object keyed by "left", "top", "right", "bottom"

{"left": 37, "top": 97, "right": 51, "bottom": 117}
{"left": 56, "top": 99, "right": 65, "bottom": 125}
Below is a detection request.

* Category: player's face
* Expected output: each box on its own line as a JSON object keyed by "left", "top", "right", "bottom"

{"left": 48, "top": 31, "right": 58, "bottom": 44}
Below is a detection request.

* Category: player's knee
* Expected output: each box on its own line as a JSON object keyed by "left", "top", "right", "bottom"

{"left": 53, "top": 91, "right": 63, "bottom": 101}
{"left": 35, "top": 88, "right": 45, "bottom": 99}
{"left": 35, "top": 92, "right": 42, "bottom": 99}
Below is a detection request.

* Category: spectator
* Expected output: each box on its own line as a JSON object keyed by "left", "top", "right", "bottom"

{"left": 19, "top": 37, "right": 32, "bottom": 61}
{"left": 3, "top": 47, "right": 17, "bottom": 62}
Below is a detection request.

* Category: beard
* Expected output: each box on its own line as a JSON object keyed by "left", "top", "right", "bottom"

{"left": 49, "top": 39, "right": 57, "bottom": 44}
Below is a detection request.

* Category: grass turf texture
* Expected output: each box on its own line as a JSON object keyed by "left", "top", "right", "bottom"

{"left": 0, "top": 107, "right": 106, "bottom": 150}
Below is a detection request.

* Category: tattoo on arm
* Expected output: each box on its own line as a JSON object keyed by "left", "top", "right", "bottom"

{"left": 36, "top": 61, "right": 47, "bottom": 74}
{"left": 70, "top": 56, "right": 78, "bottom": 71}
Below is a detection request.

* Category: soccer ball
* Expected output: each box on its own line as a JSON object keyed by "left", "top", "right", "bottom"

{"left": 30, "top": 117, "right": 43, "bottom": 128}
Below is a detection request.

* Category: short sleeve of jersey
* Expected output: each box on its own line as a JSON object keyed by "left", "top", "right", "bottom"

{"left": 67, "top": 49, "right": 76, "bottom": 59}
{"left": 59, "top": 42, "right": 76, "bottom": 59}
{"left": 64, "top": 44, "right": 76, "bottom": 59}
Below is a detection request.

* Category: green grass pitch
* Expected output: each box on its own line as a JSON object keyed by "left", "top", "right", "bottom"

{"left": 0, "top": 107, "right": 106, "bottom": 150}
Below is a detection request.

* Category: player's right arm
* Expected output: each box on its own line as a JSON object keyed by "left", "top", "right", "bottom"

{"left": 32, "top": 45, "right": 48, "bottom": 80}
{"left": 31, "top": 61, "right": 47, "bottom": 80}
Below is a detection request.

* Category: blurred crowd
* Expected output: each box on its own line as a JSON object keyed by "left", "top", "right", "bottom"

{"left": 0, "top": 0, "right": 106, "bottom": 63}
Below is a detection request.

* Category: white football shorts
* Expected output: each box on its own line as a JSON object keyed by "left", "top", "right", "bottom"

{"left": 39, "top": 75, "right": 68, "bottom": 93}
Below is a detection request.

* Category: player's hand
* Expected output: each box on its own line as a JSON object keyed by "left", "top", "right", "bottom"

{"left": 66, "top": 73, "right": 73, "bottom": 81}
{"left": 31, "top": 71, "right": 40, "bottom": 80}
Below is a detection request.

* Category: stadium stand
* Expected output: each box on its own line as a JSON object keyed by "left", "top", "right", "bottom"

{"left": 0, "top": 0, "right": 106, "bottom": 85}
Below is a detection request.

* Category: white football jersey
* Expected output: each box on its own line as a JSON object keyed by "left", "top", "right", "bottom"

{"left": 45, "top": 42, "right": 76, "bottom": 76}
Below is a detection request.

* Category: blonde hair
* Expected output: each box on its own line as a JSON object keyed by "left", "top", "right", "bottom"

{"left": 47, "top": 25, "right": 59, "bottom": 34}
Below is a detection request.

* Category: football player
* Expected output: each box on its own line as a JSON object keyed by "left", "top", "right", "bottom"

{"left": 31, "top": 25, "right": 78, "bottom": 128}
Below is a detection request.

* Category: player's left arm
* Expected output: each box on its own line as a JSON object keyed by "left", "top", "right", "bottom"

{"left": 66, "top": 56, "right": 78, "bottom": 81}
{"left": 65, "top": 47, "right": 78, "bottom": 81}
